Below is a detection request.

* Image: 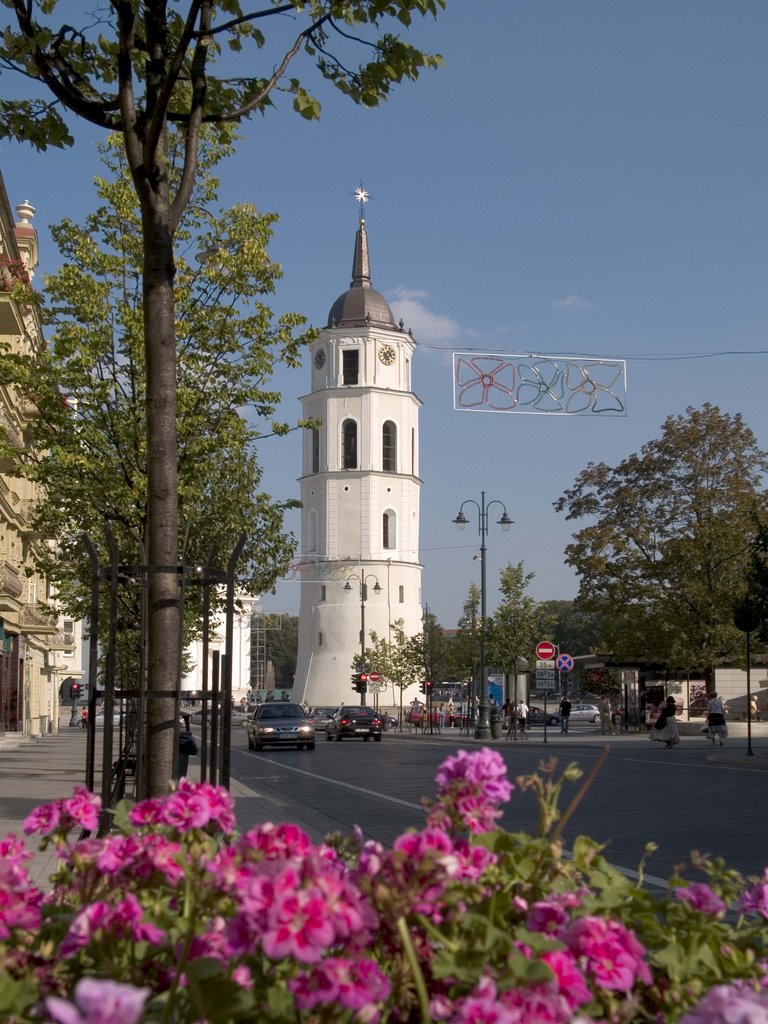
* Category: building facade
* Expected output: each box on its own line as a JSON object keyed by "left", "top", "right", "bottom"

{"left": 0, "top": 175, "right": 83, "bottom": 736}
{"left": 294, "top": 212, "right": 423, "bottom": 709}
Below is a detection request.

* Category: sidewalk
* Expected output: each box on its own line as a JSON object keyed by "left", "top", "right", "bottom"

{"left": 0, "top": 727, "right": 324, "bottom": 888}
{"left": 3, "top": 720, "right": 768, "bottom": 888}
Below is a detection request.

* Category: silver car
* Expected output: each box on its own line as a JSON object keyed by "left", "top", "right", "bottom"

{"left": 246, "top": 702, "right": 315, "bottom": 751}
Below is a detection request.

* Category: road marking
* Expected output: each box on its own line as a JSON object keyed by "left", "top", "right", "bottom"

{"left": 231, "top": 750, "right": 422, "bottom": 811}
{"left": 231, "top": 749, "right": 675, "bottom": 890}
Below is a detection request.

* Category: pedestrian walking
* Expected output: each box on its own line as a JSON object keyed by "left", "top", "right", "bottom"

{"left": 610, "top": 701, "right": 622, "bottom": 735}
{"left": 559, "top": 697, "right": 572, "bottom": 734}
{"left": 518, "top": 700, "right": 529, "bottom": 740}
{"left": 598, "top": 697, "right": 611, "bottom": 734}
{"left": 650, "top": 702, "right": 680, "bottom": 748}
{"left": 706, "top": 692, "right": 728, "bottom": 746}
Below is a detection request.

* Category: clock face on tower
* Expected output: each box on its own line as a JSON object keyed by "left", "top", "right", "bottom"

{"left": 378, "top": 344, "right": 396, "bottom": 366}
{"left": 314, "top": 348, "right": 326, "bottom": 368}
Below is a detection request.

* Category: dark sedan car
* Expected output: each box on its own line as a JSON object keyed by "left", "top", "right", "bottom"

{"left": 325, "top": 705, "right": 383, "bottom": 742}
{"left": 527, "top": 704, "right": 561, "bottom": 726}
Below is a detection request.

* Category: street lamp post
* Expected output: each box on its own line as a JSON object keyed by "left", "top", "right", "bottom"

{"left": 453, "top": 491, "right": 512, "bottom": 740}
{"left": 344, "top": 573, "right": 382, "bottom": 705}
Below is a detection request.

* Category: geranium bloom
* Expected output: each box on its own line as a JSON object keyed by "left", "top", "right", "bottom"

{"left": 45, "top": 977, "right": 150, "bottom": 1024}
{"left": 741, "top": 870, "right": 768, "bottom": 919}
{"left": 63, "top": 787, "right": 102, "bottom": 832}
{"left": 60, "top": 894, "right": 166, "bottom": 957}
{"left": 674, "top": 882, "right": 726, "bottom": 916}
{"left": 429, "top": 748, "right": 513, "bottom": 834}
{"left": 566, "top": 916, "right": 652, "bottom": 991}
{"left": 680, "top": 982, "right": 768, "bottom": 1024}
{"left": 23, "top": 800, "right": 62, "bottom": 836}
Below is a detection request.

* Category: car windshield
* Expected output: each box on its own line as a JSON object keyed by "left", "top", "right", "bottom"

{"left": 260, "top": 705, "right": 304, "bottom": 719}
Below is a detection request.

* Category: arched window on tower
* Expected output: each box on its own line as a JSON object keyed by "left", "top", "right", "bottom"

{"left": 308, "top": 510, "right": 317, "bottom": 553}
{"left": 382, "top": 420, "right": 397, "bottom": 472}
{"left": 383, "top": 510, "right": 396, "bottom": 550}
{"left": 311, "top": 428, "right": 320, "bottom": 473}
{"left": 342, "top": 419, "right": 358, "bottom": 469}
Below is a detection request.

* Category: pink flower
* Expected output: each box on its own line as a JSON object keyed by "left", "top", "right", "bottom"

{"left": 680, "top": 983, "right": 768, "bottom": 1024}
{"left": 60, "top": 894, "right": 166, "bottom": 957}
{"left": 45, "top": 978, "right": 150, "bottom": 1024}
{"left": 161, "top": 779, "right": 237, "bottom": 833}
{"left": 540, "top": 950, "right": 592, "bottom": 1010}
{"left": 63, "top": 787, "right": 102, "bottom": 832}
{"left": 741, "top": 870, "right": 768, "bottom": 919}
{"left": 23, "top": 801, "right": 62, "bottom": 836}
{"left": 566, "top": 916, "right": 652, "bottom": 991}
{"left": 674, "top": 882, "right": 726, "bottom": 916}
{"left": 429, "top": 748, "right": 513, "bottom": 835}
{"left": 288, "top": 958, "right": 390, "bottom": 1019}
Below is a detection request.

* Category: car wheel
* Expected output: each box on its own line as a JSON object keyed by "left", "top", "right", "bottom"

{"left": 549, "top": 717, "right": 558, "bottom": 726}
{"left": 307, "top": 742, "right": 315, "bottom": 751}
{"left": 247, "top": 735, "right": 254, "bottom": 750}
{"left": 374, "top": 734, "right": 382, "bottom": 742}
{"left": 336, "top": 734, "right": 342, "bottom": 742}
{"left": 325, "top": 731, "right": 332, "bottom": 741}
{"left": 592, "top": 714, "right": 600, "bottom": 724}
{"left": 253, "top": 741, "right": 262, "bottom": 752}
{"left": 364, "top": 735, "right": 370, "bottom": 742}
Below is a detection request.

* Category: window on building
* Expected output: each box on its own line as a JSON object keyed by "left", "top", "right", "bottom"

{"left": 318, "top": 632, "right": 323, "bottom": 646}
{"left": 399, "top": 585, "right": 404, "bottom": 603}
{"left": 383, "top": 510, "right": 396, "bottom": 550}
{"left": 382, "top": 420, "right": 397, "bottom": 472}
{"left": 311, "top": 428, "right": 320, "bottom": 473}
{"left": 342, "top": 419, "right": 358, "bottom": 469}
{"left": 342, "top": 350, "right": 359, "bottom": 385}
{"left": 320, "top": 584, "right": 326, "bottom": 602}
{"left": 308, "top": 510, "right": 317, "bottom": 552}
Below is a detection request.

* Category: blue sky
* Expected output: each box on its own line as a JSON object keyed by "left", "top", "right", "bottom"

{"left": 2, "top": 0, "right": 767, "bottom": 630}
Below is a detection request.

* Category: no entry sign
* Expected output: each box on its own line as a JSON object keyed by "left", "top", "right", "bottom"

{"left": 368, "top": 671, "right": 380, "bottom": 683}
{"left": 535, "top": 640, "right": 556, "bottom": 661}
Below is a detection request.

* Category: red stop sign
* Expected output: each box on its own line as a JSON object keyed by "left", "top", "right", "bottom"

{"left": 368, "top": 671, "right": 380, "bottom": 683}
{"left": 536, "top": 641, "right": 556, "bottom": 660}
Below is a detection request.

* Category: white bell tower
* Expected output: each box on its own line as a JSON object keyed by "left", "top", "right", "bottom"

{"left": 294, "top": 203, "right": 423, "bottom": 709}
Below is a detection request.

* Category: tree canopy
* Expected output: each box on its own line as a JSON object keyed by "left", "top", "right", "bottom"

{"left": 0, "top": 133, "right": 312, "bottom": 632}
{"left": 0, "top": 0, "right": 447, "bottom": 793}
{"left": 555, "top": 404, "right": 768, "bottom": 689}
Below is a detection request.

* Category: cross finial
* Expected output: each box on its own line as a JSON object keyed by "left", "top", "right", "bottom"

{"left": 351, "top": 181, "right": 370, "bottom": 224}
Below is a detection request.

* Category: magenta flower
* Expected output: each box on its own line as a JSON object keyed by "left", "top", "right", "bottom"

{"left": 45, "top": 978, "right": 150, "bottom": 1024}
{"left": 429, "top": 748, "right": 513, "bottom": 835}
{"left": 289, "top": 956, "right": 390, "bottom": 1019}
{"left": 540, "top": 950, "right": 592, "bottom": 1010}
{"left": 566, "top": 915, "right": 652, "bottom": 991}
{"left": 63, "top": 787, "right": 102, "bottom": 832}
{"left": 741, "top": 870, "right": 768, "bottom": 918}
{"left": 161, "top": 778, "right": 237, "bottom": 833}
{"left": 674, "top": 882, "right": 726, "bottom": 916}
{"left": 680, "top": 983, "right": 768, "bottom": 1023}
{"left": 60, "top": 894, "right": 166, "bottom": 956}
{"left": 23, "top": 800, "right": 62, "bottom": 836}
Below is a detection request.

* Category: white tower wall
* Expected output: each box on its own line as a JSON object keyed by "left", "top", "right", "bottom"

{"left": 294, "top": 215, "right": 423, "bottom": 710}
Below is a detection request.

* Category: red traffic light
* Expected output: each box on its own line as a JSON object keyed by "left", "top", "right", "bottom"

{"left": 359, "top": 673, "right": 368, "bottom": 682}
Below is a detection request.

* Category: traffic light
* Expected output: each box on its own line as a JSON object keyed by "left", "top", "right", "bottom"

{"left": 70, "top": 682, "right": 81, "bottom": 701}
{"left": 419, "top": 680, "right": 433, "bottom": 696}
{"left": 351, "top": 672, "right": 368, "bottom": 694}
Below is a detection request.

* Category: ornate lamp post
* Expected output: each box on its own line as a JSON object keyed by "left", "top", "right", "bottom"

{"left": 344, "top": 573, "right": 382, "bottom": 704}
{"left": 453, "top": 492, "right": 512, "bottom": 739}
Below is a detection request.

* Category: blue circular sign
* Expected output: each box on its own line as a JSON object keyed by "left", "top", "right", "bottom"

{"left": 556, "top": 653, "right": 574, "bottom": 672}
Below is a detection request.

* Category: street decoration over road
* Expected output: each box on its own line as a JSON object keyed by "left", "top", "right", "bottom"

{"left": 453, "top": 353, "right": 627, "bottom": 415}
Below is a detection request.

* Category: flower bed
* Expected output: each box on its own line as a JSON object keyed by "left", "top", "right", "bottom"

{"left": 1, "top": 749, "right": 767, "bottom": 1023}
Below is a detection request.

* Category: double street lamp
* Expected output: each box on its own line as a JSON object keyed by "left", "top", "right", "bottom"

{"left": 344, "top": 573, "right": 382, "bottom": 704}
{"left": 453, "top": 492, "right": 512, "bottom": 740}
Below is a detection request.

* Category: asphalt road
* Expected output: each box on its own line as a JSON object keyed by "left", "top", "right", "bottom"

{"left": 228, "top": 723, "right": 768, "bottom": 887}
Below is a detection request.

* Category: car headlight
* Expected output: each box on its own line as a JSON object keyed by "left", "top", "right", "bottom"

{"left": 299, "top": 725, "right": 312, "bottom": 734}
{"left": 258, "top": 726, "right": 275, "bottom": 735}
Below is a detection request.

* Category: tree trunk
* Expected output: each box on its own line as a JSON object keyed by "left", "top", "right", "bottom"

{"left": 142, "top": 200, "right": 181, "bottom": 796}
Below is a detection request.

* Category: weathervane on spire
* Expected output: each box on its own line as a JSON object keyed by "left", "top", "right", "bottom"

{"left": 352, "top": 181, "right": 370, "bottom": 222}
